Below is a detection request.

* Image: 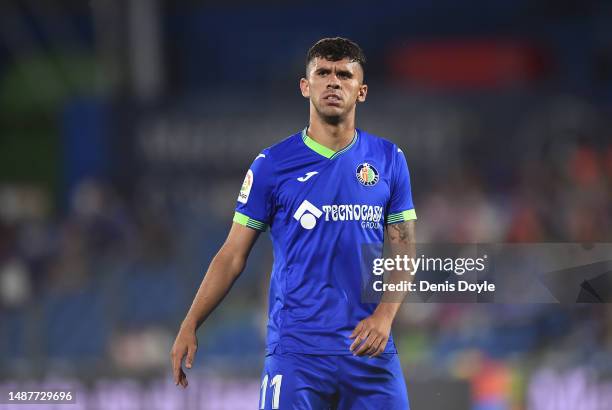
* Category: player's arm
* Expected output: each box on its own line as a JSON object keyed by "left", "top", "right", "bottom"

{"left": 170, "top": 222, "right": 260, "bottom": 388}
{"left": 349, "top": 220, "right": 416, "bottom": 357}
{"left": 350, "top": 145, "right": 417, "bottom": 357}
{"left": 379, "top": 219, "right": 417, "bottom": 305}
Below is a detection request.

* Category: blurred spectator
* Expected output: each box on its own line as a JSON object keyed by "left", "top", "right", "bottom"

{"left": 0, "top": 258, "right": 31, "bottom": 308}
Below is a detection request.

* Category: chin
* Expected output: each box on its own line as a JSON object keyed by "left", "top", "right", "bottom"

{"left": 317, "top": 106, "right": 345, "bottom": 119}
{"left": 321, "top": 114, "right": 343, "bottom": 125}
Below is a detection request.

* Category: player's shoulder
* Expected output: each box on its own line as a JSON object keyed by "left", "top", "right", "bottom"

{"left": 246, "top": 131, "right": 303, "bottom": 179}
{"left": 266, "top": 130, "right": 303, "bottom": 156}
{"left": 254, "top": 130, "right": 302, "bottom": 160}
{"left": 358, "top": 129, "right": 404, "bottom": 156}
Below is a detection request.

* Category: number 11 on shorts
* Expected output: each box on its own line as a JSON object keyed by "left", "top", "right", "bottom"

{"left": 260, "top": 374, "right": 283, "bottom": 409}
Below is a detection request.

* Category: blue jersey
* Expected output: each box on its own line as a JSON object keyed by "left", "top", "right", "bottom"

{"left": 234, "top": 128, "right": 416, "bottom": 355}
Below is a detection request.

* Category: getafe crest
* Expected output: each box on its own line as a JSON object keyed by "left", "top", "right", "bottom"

{"left": 356, "top": 163, "right": 379, "bottom": 186}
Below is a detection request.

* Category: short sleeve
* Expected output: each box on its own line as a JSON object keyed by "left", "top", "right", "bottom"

{"left": 386, "top": 147, "right": 417, "bottom": 225}
{"left": 233, "top": 150, "right": 275, "bottom": 231}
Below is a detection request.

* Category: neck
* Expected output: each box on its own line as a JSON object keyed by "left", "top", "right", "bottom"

{"left": 307, "top": 108, "right": 356, "bottom": 152}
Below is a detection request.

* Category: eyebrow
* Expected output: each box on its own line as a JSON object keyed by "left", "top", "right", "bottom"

{"left": 314, "top": 67, "right": 354, "bottom": 78}
{"left": 336, "top": 70, "right": 353, "bottom": 78}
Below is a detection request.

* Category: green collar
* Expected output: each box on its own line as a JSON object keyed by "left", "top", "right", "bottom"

{"left": 301, "top": 127, "right": 358, "bottom": 160}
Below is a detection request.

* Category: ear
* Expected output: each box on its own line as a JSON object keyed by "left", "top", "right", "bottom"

{"left": 299, "top": 77, "right": 310, "bottom": 98}
{"left": 357, "top": 84, "right": 368, "bottom": 103}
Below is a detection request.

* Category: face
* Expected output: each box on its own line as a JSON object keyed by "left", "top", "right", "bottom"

{"left": 300, "top": 57, "right": 367, "bottom": 121}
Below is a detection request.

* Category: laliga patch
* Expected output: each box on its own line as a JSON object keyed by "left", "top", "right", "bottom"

{"left": 238, "top": 169, "right": 253, "bottom": 203}
{"left": 356, "top": 162, "right": 379, "bottom": 186}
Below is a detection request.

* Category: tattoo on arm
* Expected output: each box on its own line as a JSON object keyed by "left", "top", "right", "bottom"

{"left": 381, "top": 220, "right": 416, "bottom": 305}
{"left": 387, "top": 221, "right": 413, "bottom": 244}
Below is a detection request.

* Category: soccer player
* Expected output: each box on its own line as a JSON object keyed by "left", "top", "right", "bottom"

{"left": 171, "top": 37, "right": 417, "bottom": 409}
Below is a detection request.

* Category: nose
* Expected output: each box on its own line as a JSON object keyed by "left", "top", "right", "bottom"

{"left": 326, "top": 79, "right": 340, "bottom": 89}
{"left": 327, "top": 72, "right": 341, "bottom": 89}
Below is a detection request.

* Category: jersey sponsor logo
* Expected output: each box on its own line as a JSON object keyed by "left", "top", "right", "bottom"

{"left": 321, "top": 204, "right": 383, "bottom": 229}
{"left": 238, "top": 169, "right": 253, "bottom": 204}
{"left": 293, "top": 200, "right": 323, "bottom": 229}
{"left": 356, "top": 162, "right": 379, "bottom": 186}
{"left": 297, "top": 171, "right": 319, "bottom": 182}
{"left": 293, "top": 200, "right": 384, "bottom": 230}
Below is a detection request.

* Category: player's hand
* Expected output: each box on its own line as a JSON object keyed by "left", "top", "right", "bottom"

{"left": 170, "top": 326, "right": 198, "bottom": 388}
{"left": 349, "top": 312, "right": 393, "bottom": 358}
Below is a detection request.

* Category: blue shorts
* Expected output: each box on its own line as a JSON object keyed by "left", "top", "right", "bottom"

{"left": 259, "top": 353, "right": 410, "bottom": 409}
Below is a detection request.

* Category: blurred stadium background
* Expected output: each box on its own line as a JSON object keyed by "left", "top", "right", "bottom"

{"left": 1, "top": 1, "right": 612, "bottom": 409}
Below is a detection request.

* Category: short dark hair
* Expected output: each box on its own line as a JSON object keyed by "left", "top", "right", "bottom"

{"left": 306, "top": 37, "right": 366, "bottom": 76}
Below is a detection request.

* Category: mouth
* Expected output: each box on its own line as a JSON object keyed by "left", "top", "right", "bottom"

{"left": 323, "top": 93, "right": 342, "bottom": 106}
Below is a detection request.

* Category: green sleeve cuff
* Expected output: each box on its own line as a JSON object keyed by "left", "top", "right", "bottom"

{"left": 385, "top": 209, "right": 417, "bottom": 224}
{"left": 233, "top": 211, "right": 268, "bottom": 231}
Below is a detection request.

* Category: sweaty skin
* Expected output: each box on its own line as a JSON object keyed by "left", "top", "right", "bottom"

{"left": 299, "top": 57, "right": 367, "bottom": 152}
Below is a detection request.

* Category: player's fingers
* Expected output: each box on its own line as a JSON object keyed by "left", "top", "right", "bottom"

{"left": 185, "top": 344, "right": 197, "bottom": 369}
{"left": 173, "top": 362, "right": 183, "bottom": 386}
{"left": 354, "top": 340, "right": 373, "bottom": 356}
{"left": 354, "top": 334, "right": 375, "bottom": 356}
{"left": 366, "top": 336, "right": 383, "bottom": 357}
{"left": 349, "top": 335, "right": 362, "bottom": 352}
{"left": 349, "top": 321, "right": 364, "bottom": 339}
{"left": 364, "top": 336, "right": 381, "bottom": 357}
{"left": 373, "top": 337, "right": 389, "bottom": 357}
{"left": 171, "top": 346, "right": 186, "bottom": 385}
{"left": 359, "top": 328, "right": 382, "bottom": 355}
{"left": 178, "top": 367, "right": 188, "bottom": 388}
{"left": 368, "top": 337, "right": 384, "bottom": 357}
{"left": 349, "top": 328, "right": 371, "bottom": 352}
